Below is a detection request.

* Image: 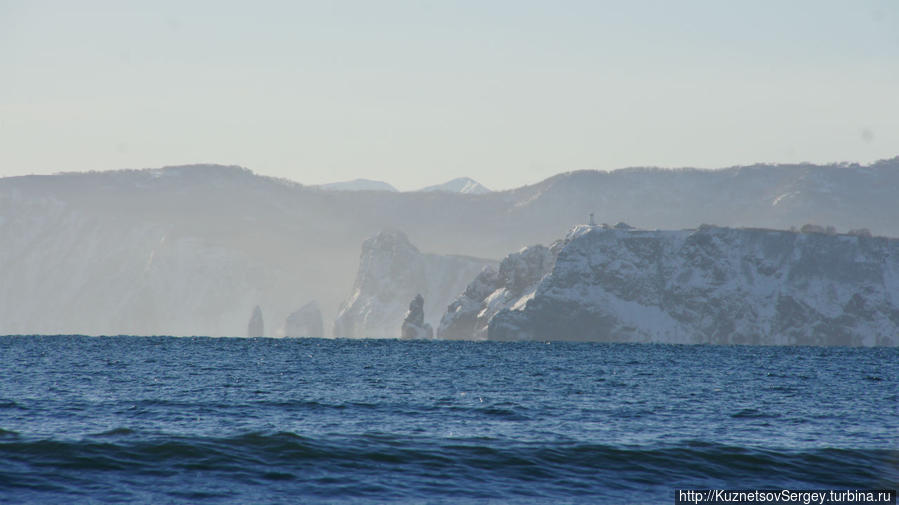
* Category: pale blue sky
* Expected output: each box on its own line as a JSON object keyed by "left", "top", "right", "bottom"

{"left": 2, "top": 0, "right": 898, "bottom": 190}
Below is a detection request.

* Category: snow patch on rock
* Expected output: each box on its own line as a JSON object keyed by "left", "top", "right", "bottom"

{"left": 437, "top": 238, "right": 567, "bottom": 340}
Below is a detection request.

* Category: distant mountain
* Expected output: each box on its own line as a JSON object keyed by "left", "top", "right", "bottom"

{"left": 418, "top": 177, "right": 491, "bottom": 194}
{"left": 2, "top": 158, "right": 899, "bottom": 337}
{"left": 319, "top": 178, "right": 397, "bottom": 192}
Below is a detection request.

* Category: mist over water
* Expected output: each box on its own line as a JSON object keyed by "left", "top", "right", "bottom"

{"left": 1, "top": 336, "right": 896, "bottom": 504}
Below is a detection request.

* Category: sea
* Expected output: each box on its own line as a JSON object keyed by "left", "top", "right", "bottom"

{"left": 0, "top": 336, "right": 896, "bottom": 504}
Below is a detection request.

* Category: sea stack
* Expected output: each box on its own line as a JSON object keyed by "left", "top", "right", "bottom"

{"left": 248, "top": 305, "right": 264, "bottom": 338}
{"left": 401, "top": 294, "right": 433, "bottom": 340}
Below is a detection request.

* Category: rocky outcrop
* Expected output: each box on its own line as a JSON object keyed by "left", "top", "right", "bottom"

{"left": 437, "top": 243, "right": 559, "bottom": 340}
{"left": 247, "top": 305, "right": 264, "bottom": 338}
{"left": 401, "top": 294, "right": 434, "bottom": 339}
{"left": 333, "top": 230, "right": 495, "bottom": 338}
{"left": 283, "top": 301, "right": 323, "bottom": 338}
{"left": 487, "top": 225, "right": 899, "bottom": 345}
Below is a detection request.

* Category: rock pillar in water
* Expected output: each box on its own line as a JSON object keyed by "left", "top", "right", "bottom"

{"left": 401, "top": 294, "right": 433, "bottom": 339}
{"left": 248, "top": 305, "right": 264, "bottom": 338}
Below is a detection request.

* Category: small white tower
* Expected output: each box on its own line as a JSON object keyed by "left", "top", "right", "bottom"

{"left": 589, "top": 213, "right": 596, "bottom": 226}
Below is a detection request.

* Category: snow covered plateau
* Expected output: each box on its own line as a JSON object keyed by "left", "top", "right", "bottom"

{"left": 483, "top": 225, "right": 899, "bottom": 345}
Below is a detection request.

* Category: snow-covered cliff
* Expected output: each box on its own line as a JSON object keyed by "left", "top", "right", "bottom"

{"left": 437, "top": 243, "right": 560, "bottom": 340}
{"left": 488, "top": 225, "right": 899, "bottom": 346}
{"left": 334, "top": 230, "right": 495, "bottom": 338}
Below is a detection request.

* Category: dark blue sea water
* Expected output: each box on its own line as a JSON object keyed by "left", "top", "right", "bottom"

{"left": 0, "top": 336, "right": 896, "bottom": 504}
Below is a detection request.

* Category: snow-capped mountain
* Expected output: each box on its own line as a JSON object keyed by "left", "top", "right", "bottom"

{"left": 319, "top": 179, "right": 398, "bottom": 192}
{"left": 486, "top": 225, "right": 899, "bottom": 345}
{"left": 418, "top": 177, "right": 491, "bottom": 194}
{"left": 334, "top": 230, "right": 495, "bottom": 338}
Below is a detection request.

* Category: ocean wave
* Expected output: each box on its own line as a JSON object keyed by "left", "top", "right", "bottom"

{"left": 1, "top": 432, "right": 895, "bottom": 501}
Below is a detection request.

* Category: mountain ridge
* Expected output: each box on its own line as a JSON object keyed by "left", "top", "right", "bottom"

{"left": 2, "top": 157, "right": 898, "bottom": 336}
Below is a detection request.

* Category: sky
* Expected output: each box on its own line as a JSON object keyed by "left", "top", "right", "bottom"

{"left": 1, "top": 1, "right": 898, "bottom": 191}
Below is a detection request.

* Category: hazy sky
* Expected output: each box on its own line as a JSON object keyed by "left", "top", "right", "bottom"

{"left": 2, "top": 1, "right": 898, "bottom": 190}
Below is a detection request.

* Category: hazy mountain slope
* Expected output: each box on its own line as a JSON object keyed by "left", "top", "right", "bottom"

{"left": 0, "top": 165, "right": 510, "bottom": 336}
{"left": 1, "top": 158, "right": 898, "bottom": 336}
{"left": 0, "top": 189, "right": 275, "bottom": 335}
{"left": 318, "top": 179, "right": 397, "bottom": 192}
{"left": 488, "top": 225, "right": 899, "bottom": 346}
{"left": 500, "top": 159, "right": 899, "bottom": 246}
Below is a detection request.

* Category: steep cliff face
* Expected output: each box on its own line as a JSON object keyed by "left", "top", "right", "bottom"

{"left": 437, "top": 243, "right": 559, "bottom": 340}
{"left": 334, "top": 230, "right": 495, "bottom": 338}
{"left": 488, "top": 226, "right": 899, "bottom": 346}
